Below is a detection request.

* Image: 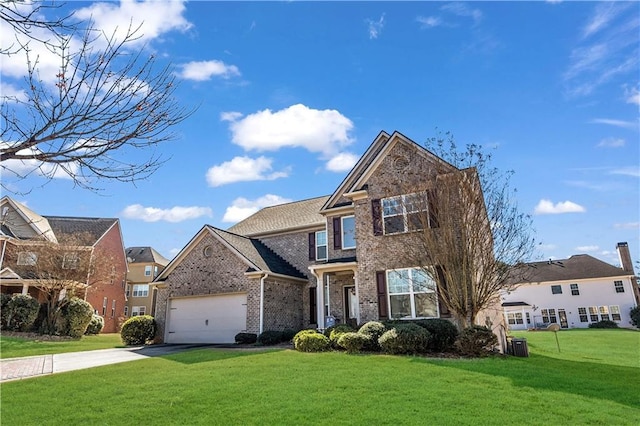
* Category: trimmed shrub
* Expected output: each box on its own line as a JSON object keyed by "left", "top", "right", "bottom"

{"left": 378, "top": 323, "right": 430, "bottom": 355}
{"left": 293, "top": 329, "right": 318, "bottom": 347}
{"left": 328, "top": 324, "right": 355, "bottom": 348}
{"left": 121, "top": 315, "right": 156, "bottom": 345}
{"left": 85, "top": 314, "right": 105, "bottom": 335}
{"left": 235, "top": 332, "right": 258, "bottom": 344}
{"left": 7, "top": 294, "right": 40, "bottom": 332}
{"left": 588, "top": 320, "right": 619, "bottom": 329}
{"left": 337, "top": 332, "right": 369, "bottom": 354}
{"left": 59, "top": 298, "right": 93, "bottom": 338}
{"left": 358, "top": 321, "right": 386, "bottom": 351}
{"left": 0, "top": 293, "right": 12, "bottom": 329}
{"left": 630, "top": 306, "right": 640, "bottom": 328}
{"left": 281, "top": 329, "right": 297, "bottom": 342}
{"left": 455, "top": 325, "right": 498, "bottom": 357}
{"left": 294, "top": 330, "right": 330, "bottom": 353}
{"left": 414, "top": 319, "right": 459, "bottom": 352}
{"left": 258, "top": 330, "right": 285, "bottom": 345}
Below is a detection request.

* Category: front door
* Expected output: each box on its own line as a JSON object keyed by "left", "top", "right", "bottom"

{"left": 558, "top": 309, "right": 568, "bottom": 329}
{"left": 344, "top": 286, "right": 358, "bottom": 328}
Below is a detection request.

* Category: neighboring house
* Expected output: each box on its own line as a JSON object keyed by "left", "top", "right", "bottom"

{"left": 0, "top": 196, "right": 127, "bottom": 333}
{"left": 124, "top": 246, "right": 169, "bottom": 318}
{"left": 154, "top": 131, "right": 506, "bottom": 346}
{"left": 502, "top": 243, "right": 638, "bottom": 330}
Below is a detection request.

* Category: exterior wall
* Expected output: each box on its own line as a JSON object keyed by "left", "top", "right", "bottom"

{"left": 262, "top": 277, "right": 304, "bottom": 331}
{"left": 125, "top": 262, "right": 163, "bottom": 317}
{"left": 259, "top": 232, "right": 316, "bottom": 280}
{"left": 86, "top": 223, "right": 127, "bottom": 333}
{"left": 154, "top": 233, "right": 261, "bottom": 341}
{"left": 502, "top": 276, "right": 638, "bottom": 329}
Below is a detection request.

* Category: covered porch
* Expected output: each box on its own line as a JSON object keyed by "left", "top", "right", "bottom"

{"left": 309, "top": 260, "right": 359, "bottom": 330}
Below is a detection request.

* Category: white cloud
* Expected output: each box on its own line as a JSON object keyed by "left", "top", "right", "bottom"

{"left": 220, "top": 111, "right": 243, "bottom": 122}
{"left": 590, "top": 118, "right": 638, "bottom": 130}
{"left": 534, "top": 199, "right": 586, "bottom": 215}
{"left": 625, "top": 86, "right": 640, "bottom": 105}
{"left": 0, "top": 82, "right": 28, "bottom": 102}
{"left": 366, "top": 14, "right": 385, "bottom": 39}
{"left": 176, "top": 60, "right": 240, "bottom": 81}
{"left": 582, "top": 2, "right": 626, "bottom": 39}
{"left": 596, "top": 137, "right": 625, "bottom": 148}
{"left": 326, "top": 152, "right": 359, "bottom": 172}
{"left": 224, "top": 104, "right": 354, "bottom": 156}
{"left": 205, "top": 156, "right": 289, "bottom": 187}
{"left": 576, "top": 245, "right": 599, "bottom": 252}
{"left": 0, "top": 144, "right": 78, "bottom": 180}
{"left": 441, "top": 2, "right": 483, "bottom": 25}
{"left": 169, "top": 248, "right": 180, "bottom": 257}
{"left": 417, "top": 16, "right": 443, "bottom": 28}
{"left": 222, "top": 194, "right": 292, "bottom": 223}
{"left": 121, "top": 204, "right": 212, "bottom": 223}
{"left": 614, "top": 222, "right": 640, "bottom": 230}
{"left": 609, "top": 167, "right": 640, "bottom": 178}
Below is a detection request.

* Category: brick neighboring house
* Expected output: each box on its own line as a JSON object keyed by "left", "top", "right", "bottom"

{"left": 502, "top": 243, "right": 639, "bottom": 330}
{"left": 124, "top": 246, "right": 169, "bottom": 318}
{"left": 0, "top": 196, "right": 127, "bottom": 333}
{"left": 154, "top": 131, "right": 506, "bottom": 346}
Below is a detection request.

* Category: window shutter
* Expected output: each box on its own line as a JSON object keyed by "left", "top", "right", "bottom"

{"left": 376, "top": 271, "right": 388, "bottom": 319}
{"left": 427, "top": 190, "right": 439, "bottom": 228}
{"left": 436, "top": 266, "right": 450, "bottom": 317}
{"left": 309, "top": 287, "right": 317, "bottom": 325}
{"left": 371, "top": 199, "right": 383, "bottom": 236}
{"left": 308, "top": 232, "right": 316, "bottom": 261}
{"left": 333, "top": 217, "right": 342, "bottom": 249}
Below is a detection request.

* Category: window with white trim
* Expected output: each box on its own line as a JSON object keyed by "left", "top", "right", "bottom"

{"left": 598, "top": 306, "right": 609, "bottom": 321}
{"left": 541, "top": 308, "right": 557, "bottom": 324}
{"left": 588, "top": 306, "right": 598, "bottom": 322}
{"left": 316, "top": 230, "right": 327, "bottom": 260}
{"left": 614, "top": 281, "right": 624, "bottom": 293}
{"left": 124, "top": 306, "right": 129, "bottom": 316}
{"left": 507, "top": 312, "right": 524, "bottom": 325}
{"left": 62, "top": 252, "right": 79, "bottom": 269}
{"left": 341, "top": 216, "right": 356, "bottom": 249}
{"left": 610, "top": 305, "right": 621, "bottom": 321}
{"left": 111, "top": 300, "right": 116, "bottom": 318}
{"left": 551, "top": 285, "right": 562, "bottom": 295}
{"left": 578, "top": 307, "right": 588, "bottom": 322}
{"left": 144, "top": 265, "right": 152, "bottom": 276}
{"left": 382, "top": 193, "right": 429, "bottom": 235}
{"left": 17, "top": 251, "right": 37, "bottom": 266}
{"left": 132, "top": 284, "right": 149, "bottom": 297}
{"left": 570, "top": 283, "right": 579, "bottom": 296}
{"left": 131, "top": 306, "right": 146, "bottom": 316}
{"left": 125, "top": 285, "right": 130, "bottom": 297}
{"left": 387, "top": 268, "right": 437, "bottom": 319}
{"left": 102, "top": 297, "right": 107, "bottom": 316}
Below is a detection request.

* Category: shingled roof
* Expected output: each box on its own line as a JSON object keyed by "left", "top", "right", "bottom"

{"left": 126, "top": 246, "right": 170, "bottom": 265}
{"left": 208, "top": 227, "right": 306, "bottom": 279}
{"left": 45, "top": 216, "right": 117, "bottom": 245}
{"left": 518, "top": 254, "right": 629, "bottom": 283}
{"left": 227, "top": 196, "right": 329, "bottom": 237}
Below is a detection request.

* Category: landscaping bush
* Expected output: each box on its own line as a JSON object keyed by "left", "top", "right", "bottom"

{"left": 455, "top": 325, "right": 498, "bottom": 357}
{"left": 328, "top": 324, "right": 355, "bottom": 348}
{"left": 258, "top": 330, "right": 285, "bottom": 345}
{"left": 358, "top": 321, "right": 386, "bottom": 351}
{"left": 630, "top": 306, "right": 640, "bottom": 328}
{"left": 337, "top": 332, "right": 369, "bottom": 354}
{"left": 293, "top": 330, "right": 330, "bottom": 352}
{"left": 414, "top": 319, "right": 459, "bottom": 352}
{"left": 281, "top": 329, "right": 297, "bottom": 342}
{"left": 121, "top": 315, "right": 156, "bottom": 345}
{"left": 0, "top": 293, "right": 12, "bottom": 329}
{"left": 7, "top": 294, "right": 40, "bottom": 332}
{"left": 85, "top": 314, "right": 105, "bottom": 335}
{"left": 59, "top": 298, "right": 94, "bottom": 338}
{"left": 235, "top": 332, "right": 258, "bottom": 344}
{"left": 378, "top": 323, "right": 430, "bottom": 355}
{"left": 588, "top": 320, "right": 619, "bottom": 329}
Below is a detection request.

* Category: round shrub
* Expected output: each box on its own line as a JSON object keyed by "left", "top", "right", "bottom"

{"left": 7, "top": 294, "right": 40, "bottom": 332}
{"left": 235, "top": 332, "right": 258, "bottom": 344}
{"left": 378, "top": 323, "right": 430, "bottom": 355}
{"left": 281, "top": 329, "right": 297, "bottom": 342}
{"left": 358, "top": 321, "right": 386, "bottom": 351}
{"left": 293, "top": 329, "right": 318, "bottom": 347}
{"left": 59, "top": 297, "right": 94, "bottom": 338}
{"left": 337, "top": 332, "right": 369, "bottom": 354}
{"left": 121, "top": 315, "right": 156, "bottom": 345}
{"left": 0, "top": 293, "right": 13, "bottom": 330}
{"left": 85, "top": 314, "right": 105, "bottom": 335}
{"left": 455, "top": 325, "right": 498, "bottom": 357}
{"left": 588, "top": 320, "right": 619, "bottom": 329}
{"left": 294, "top": 330, "right": 330, "bottom": 352}
{"left": 258, "top": 330, "right": 285, "bottom": 345}
{"left": 630, "top": 306, "right": 640, "bottom": 328}
{"left": 328, "top": 324, "right": 355, "bottom": 348}
{"left": 414, "top": 319, "right": 459, "bottom": 352}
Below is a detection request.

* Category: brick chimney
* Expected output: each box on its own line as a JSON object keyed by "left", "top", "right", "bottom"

{"left": 617, "top": 242, "right": 634, "bottom": 272}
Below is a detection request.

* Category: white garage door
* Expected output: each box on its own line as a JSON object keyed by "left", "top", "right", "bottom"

{"left": 166, "top": 293, "right": 247, "bottom": 344}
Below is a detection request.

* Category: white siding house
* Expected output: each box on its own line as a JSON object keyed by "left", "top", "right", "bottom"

{"left": 502, "top": 243, "right": 638, "bottom": 330}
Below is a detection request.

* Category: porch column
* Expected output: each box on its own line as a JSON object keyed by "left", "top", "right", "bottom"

{"left": 316, "top": 272, "right": 325, "bottom": 331}
{"left": 353, "top": 270, "right": 361, "bottom": 325}
{"left": 21, "top": 283, "right": 29, "bottom": 295}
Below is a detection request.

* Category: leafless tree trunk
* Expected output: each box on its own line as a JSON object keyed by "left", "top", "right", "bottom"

{"left": 1, "top": 1, "right": 192, "bottom": 193}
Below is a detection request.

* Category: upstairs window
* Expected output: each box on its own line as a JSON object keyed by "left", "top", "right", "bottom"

{"left": 132, "top": 284, "right": 149, "bottom": 297}
{"left": 551, "top": 285, "right": 562, "bottom": 295}
{"left": 17, "top": 251, "right": 37, "bottom": 266}
{"left": 570, "top": 283, "right": 579, "bottom": 296}
{"left": 62, "top": 253, "right": 79, "bottom": 269}
{"left": 132, "top": 306, "right": 146, "bottom": 316}
{"left": 316, "top": 230, "right": 327, "bottom": 260}
{"left": 382, "top": 193, "right": 426, "bottom": 234}
{"left": 614, "top": 281, "right": 624, "bottom": 293}
{"left": 144, "top": 265, "right": 152, "bottom": 276}
{"left": 341, "top": 216, "right": 356, "bottom": 249}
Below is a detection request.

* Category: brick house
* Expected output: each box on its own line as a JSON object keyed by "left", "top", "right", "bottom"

{"left": 124, "top": 246, "right": 170, "bottom": 317}
{"left": 0, "top": 196, "right": 127, "bottom": 333}
{"left": 154, "top": 131, "right": 506, "bottom": 345}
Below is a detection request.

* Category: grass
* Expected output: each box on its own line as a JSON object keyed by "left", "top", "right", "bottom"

{"left": 0, "top": 333, "right": 124, "bottom": 359}
{"left": 1, "top": 329, "right": 638, "bottom": 425}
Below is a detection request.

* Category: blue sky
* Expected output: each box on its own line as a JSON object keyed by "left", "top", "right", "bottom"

{"left": 1, "top": 1, "right": 638, "bottom": 266}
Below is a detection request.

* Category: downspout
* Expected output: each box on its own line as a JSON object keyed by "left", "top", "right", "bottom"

{"left": 259, "top": 273, "right": 268, "bottom": 335}
{"left": 0, "top": 239, "right": 6, "bottom": 270}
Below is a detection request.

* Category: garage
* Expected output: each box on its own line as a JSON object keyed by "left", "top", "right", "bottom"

{"left": 165, "top": 293, "right": 247, "bottom": 344}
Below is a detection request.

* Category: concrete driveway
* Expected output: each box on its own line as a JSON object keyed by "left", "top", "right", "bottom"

{"left": 1, "top": 344, "right": 202, "bottom": 382}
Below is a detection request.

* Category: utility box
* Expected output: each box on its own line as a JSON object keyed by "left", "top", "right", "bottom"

{"left": 512, "top": 338, "right": 529, "bottom": 357}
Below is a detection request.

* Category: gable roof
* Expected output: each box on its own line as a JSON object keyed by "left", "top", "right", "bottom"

{"left": 0, "top": 196, "right": 57, "bottom": 242}
{"left": 125, "top": 246, "right": 170, "bottom": 266}
{"left": 227, "top": 196, "right": 329, "bottom": 237}
{"left": 44, "top": 216, "right": 118, "bottom": 246}
{"left": 157, "top": 225, "right": 306, "bottom": 281}
{"left": 518, "top": 254, "right": 629, "bottom": 283}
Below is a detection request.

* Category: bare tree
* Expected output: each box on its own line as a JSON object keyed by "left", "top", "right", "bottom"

{"left": 1, "top": 1, "right": 192, "bottom": 193}
{"left": 396, "top": 132, "right": 535, "bottom": 328}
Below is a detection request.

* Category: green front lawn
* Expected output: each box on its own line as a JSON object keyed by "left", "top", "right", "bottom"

{"left": 0, "top": 333, "right": 124, "bottom": 359}
{"left": 1, "top": 329, "right": 638, "bottom": 425}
